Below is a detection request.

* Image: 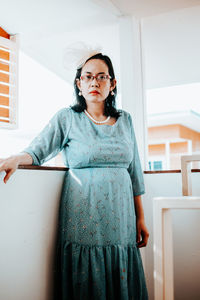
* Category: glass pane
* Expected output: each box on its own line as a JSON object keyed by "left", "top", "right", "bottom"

{"left": 153, "top": 161, "right": 162, "bottom": 170}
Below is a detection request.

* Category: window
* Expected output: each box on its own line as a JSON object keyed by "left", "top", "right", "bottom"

{"left": 0, "top": 27, "right": 19, "bottom": 129}
{"left": 148, "top": 160, "right": 164, "bottom": 171}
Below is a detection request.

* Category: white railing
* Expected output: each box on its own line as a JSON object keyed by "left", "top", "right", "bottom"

{"left": 153, "top": 154, "right": 200, "bottom": 300}
{"left": 181, "top": 154, "right": 200, "bottom": 196}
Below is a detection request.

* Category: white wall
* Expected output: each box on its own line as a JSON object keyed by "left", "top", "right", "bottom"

{"left": 0, "top": 169, "right": 65, "bottom": 300}
{"left": 0, "top": 51, "right": 73, "bottom": 158}
{"left": 142, "top": 5, "right": 200, "bottom": 89}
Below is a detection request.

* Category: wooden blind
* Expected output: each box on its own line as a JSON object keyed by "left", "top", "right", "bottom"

{"left": 0, "top": 27, "right": 19, "bottom": 129}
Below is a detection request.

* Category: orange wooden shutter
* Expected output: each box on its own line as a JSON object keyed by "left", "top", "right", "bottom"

{"left": 0, "top": 27, "right": 19, "bottom": 128}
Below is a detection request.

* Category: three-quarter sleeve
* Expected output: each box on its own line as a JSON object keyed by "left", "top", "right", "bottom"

{"left": 21, "top": 107, "right": 72, "bottom": 166}
{"left": 127, "top": 113, "right": 145, "bottom": 196}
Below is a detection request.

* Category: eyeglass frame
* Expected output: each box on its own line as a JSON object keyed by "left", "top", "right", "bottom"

{"left": 79, "top": 73, "right": 112, "bottom": 83}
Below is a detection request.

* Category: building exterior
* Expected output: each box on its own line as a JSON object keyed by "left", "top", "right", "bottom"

{"left": 148, "top": 110, "right": 200, "bottom": 170}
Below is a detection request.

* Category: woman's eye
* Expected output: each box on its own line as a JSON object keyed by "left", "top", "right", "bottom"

{"left": 99, "top": 75, "right": 105, "bottom": 80}
{"left": 86, "top": 75, "right": 92, "bottom": 80}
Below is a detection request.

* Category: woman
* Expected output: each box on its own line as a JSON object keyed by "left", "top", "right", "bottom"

{"left": 0, "top": 50, "right": 149, "bottom": 299}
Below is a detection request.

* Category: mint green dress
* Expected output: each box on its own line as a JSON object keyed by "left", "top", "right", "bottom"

{"left": 22, "top": 107, "right": 148, "bottom": 300}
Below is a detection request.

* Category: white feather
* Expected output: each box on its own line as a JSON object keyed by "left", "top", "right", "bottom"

{"left": 63, "top": 41, "right": 102, "bottom": 71}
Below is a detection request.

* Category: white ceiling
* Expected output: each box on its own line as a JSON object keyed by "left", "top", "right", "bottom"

{"left": 1, "top": 0, "right": 200, "bottom": 86}
{"left": 2, "top": 0, "right": 199, "bottom": 37}
{"left": 93, "top": 0, "right": 200, "bottom": 18}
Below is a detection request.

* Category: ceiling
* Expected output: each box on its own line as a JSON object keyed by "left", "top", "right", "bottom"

{"left": 1, "top": 0, "right": 200, "bottom": 86}
{"left": 2, "top": 0, "right": 199, "bottom": 38}
{"left": 93, "top": 0, "right": 200, "bottom": 18}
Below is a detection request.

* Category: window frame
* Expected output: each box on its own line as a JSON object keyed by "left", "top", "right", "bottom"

{"left": 0, "top": 33, "right": 19, "bottom": 129}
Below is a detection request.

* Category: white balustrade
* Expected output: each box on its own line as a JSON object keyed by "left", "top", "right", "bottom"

{"left": 153, "top": 154, "right": 200, "bottom": 300}
{"left": 181, "top": 154, "right": 200, "bottom": 196}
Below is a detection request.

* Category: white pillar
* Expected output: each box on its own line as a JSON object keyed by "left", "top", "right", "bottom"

{"left": 165, "top": 141, "right": 170, "bottom": 170}
{"left": 119, "top": 16, "right": 147, "bottom": 169}
{"left": 187, "top": 140, "right": 192, "bottom": 154}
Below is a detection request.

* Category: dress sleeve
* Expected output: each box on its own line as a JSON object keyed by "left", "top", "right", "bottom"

{"left": 21, "top": 107, "right": 72, "bottom": 166}
{"left": 127, "top": 113, "right": 145, "bottom": 196}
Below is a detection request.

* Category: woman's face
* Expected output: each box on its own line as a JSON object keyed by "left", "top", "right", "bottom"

{"left": 76, "top": 59, "right": 116, "bottom": 105}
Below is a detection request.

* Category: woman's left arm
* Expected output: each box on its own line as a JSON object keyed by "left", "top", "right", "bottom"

{"left": 134, "top": 195, "right": 149, "bottom": 248}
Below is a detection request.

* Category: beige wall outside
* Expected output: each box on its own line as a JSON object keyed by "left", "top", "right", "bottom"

{"left": 148, "top": 124, "right": 200, "bottom": 170}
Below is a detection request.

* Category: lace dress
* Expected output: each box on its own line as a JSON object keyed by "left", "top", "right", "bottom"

{"left": 22, "top": 107, "right": 148, "bottom": 300}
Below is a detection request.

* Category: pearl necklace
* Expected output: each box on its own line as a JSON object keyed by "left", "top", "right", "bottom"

{"left": 84, "top": 109, "right": 110, "bottom": 124}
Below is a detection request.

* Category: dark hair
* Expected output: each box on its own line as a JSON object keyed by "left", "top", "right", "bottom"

{"left": 70, "top": 53, "right": 121, "bottom": 119}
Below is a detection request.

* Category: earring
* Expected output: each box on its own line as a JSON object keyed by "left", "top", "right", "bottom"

{"left": 111, "top": 90, "right": 115, "bottom": 96}
{"left": 78, "top": 91, "right": 82, "bottom": 96}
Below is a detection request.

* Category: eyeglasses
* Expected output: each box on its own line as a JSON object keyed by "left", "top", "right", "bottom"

{"left": 80, "top": 74, "right": 111, "bottom": 83}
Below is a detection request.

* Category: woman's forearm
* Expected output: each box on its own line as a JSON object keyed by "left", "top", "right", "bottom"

{"left": 12, "top": 152, "right": 33, "bottom": 165}
{"left": 133, "top": 195, "right": 145, "bottom": 220}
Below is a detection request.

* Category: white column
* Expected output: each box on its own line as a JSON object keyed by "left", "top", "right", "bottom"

{"left": 187, "top": 140, "right": 192, "bottom": 154}
{"left": 119, "top": 16, "right": 147, "bottom": 169}
{"left": 181, "top": 154, "right": 200, "bottom": 196}
{"left": 165, "top": 141, "right": 170, "bottom": 170}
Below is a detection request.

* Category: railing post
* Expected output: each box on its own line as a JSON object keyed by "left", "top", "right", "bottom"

{"left": 181, "top": 155, "right": 200, "bottom": 196}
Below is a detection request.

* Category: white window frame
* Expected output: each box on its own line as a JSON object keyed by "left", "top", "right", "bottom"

{"left": 0, "top": 34, "right": 19, "bottom": 129}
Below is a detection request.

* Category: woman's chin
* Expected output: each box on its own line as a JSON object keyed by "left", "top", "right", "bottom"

{"left": 86, "top": 97, "right": 105, "bottom": 103}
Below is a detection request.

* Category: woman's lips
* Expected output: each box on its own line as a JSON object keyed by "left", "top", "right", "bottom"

{"left": 89, "top": 91, "right": 100, "bottom": 94}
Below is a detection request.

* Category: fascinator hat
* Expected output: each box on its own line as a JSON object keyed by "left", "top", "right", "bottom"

{"left": 63, "top": 41, "right": 102, "bottom": 71}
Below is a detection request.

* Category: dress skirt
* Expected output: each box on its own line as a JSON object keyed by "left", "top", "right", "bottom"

{"left": 53, "top": 168, "right": 148, "bottom": 300}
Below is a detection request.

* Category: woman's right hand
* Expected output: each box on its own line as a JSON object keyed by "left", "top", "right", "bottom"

{"left": 0, "top": 152, "right": 33, "bottom": 184}
{"left": 0, "top": 156, "right": 20, "bottom": 184}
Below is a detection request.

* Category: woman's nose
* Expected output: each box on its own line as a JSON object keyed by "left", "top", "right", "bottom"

{"left": 91, "top": 78, "right": 99, "bottom": 86}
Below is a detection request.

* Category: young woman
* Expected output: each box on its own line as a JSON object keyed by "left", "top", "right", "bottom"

{"left": 0, "top": 51, "right": 149, "bottom": 299}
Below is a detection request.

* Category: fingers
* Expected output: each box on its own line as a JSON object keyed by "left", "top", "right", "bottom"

{"left": 0, "top": 157, "right": 17, "bottom": 184}
{"left": 138, "top": 238, "right": 149, "bottom": 248}
{"left": 3, "top": 169, "right": 15, "bottom": 184}
{"left": 137, "top": 230, "right": 149, "bottom": 248}
{"left": 136, "top": 229, "right": 141, "bottom": 244}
